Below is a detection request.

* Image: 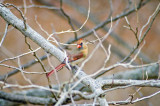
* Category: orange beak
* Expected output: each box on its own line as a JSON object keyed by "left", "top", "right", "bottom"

{"left": 77, "top": 44, "right": 82, "bottom": 49}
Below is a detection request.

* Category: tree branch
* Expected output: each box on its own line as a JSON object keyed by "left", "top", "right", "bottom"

{"left": 0, "top": 3, "right": 108, "bottom": 105}
{"left": 66, "top": 0, "right": 150, "bottom": 44}
{"left": 0, "top": 91, "right": 56, "bottom": 105}
{"left": 103, "top": 63, "right": 159, "bottom": 80}
{"left": 0, "top": 3, "right": 65, "bottom": 62}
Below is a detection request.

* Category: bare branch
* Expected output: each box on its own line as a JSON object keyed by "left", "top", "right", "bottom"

{"left": 0, "top": 91, "right": 56, "bottom": 105}
{"left": 66, "top": 0, "right": 149, "bottom": 44}
{"left": 0, "top": 23, "right": 9, "bottom": 47}
{"left": 0, "top": 3, "right": 108, "bottom": 105}
{"left": 60, "top": 0, "right": 78, "bottom": 39}
{"left": 120, "top": 3, "right": 160, "bottom": 63}
{"left": 0, "top": 3, "right": 65, "bottom": 62}
{"left": 0, "top": 55, "right": 47, "bottom": 81}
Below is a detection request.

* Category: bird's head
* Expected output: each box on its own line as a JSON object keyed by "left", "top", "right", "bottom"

{"left": 76, "top": 38, "right": 88, "bottom": 57}
{"left": 77, "top": 38, "right": 83, "bottom": 49}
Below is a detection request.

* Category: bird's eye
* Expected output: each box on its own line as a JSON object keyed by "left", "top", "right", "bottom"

{"left": 77, "top": 43, "right": 83, "bottom": 49}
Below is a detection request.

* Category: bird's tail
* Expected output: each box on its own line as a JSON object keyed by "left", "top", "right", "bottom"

{"left": 47, "top": 63, "right": 66, "bottom": 77}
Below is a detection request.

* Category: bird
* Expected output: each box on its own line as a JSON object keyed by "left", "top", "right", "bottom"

{"left": 47, "top": 39, "right": 88, "bottom": 77}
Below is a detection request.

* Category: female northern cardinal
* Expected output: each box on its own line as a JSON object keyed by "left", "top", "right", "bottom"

{"left": 47, "top": 39, "right": 88, "bottom": 77}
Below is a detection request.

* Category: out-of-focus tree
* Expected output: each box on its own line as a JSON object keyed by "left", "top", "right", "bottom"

{"left": 0, "top": 0, "right": 160, "bottom": 105}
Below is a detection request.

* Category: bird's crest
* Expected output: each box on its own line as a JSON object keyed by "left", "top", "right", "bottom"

{"left": 77, "top": 38, "right": 83, "bottom": 44}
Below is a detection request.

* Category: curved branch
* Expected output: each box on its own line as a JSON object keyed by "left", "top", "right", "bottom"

{"left": 0, "top": 3, "right": 65, "bottom": 62}
{"left": 0, "top": 3, "right": 108, "bottom": 105}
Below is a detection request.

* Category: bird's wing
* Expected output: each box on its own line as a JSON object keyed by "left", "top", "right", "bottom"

{"left": 68, "top": 52, "right": 84, "bottom": 63}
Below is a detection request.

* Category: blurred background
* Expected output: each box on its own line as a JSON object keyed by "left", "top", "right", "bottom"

{"left": 0, "top": 0, "right": 160, "bottom": 105}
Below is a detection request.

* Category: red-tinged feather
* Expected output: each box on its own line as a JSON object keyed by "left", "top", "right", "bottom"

{"left": 47, "top": 63, "right": 66, "bottom": 77}
{"left": 69, "top": 53, "right": 84, "bottom": 62}
{"left": 47, "top": 39, "right": 88, "bottom": 77}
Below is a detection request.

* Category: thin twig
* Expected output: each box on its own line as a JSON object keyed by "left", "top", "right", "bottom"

{"left": 0, "top": 23, "right": 9, "bottom": 47}
{"left": 24, "top": 36, "right": 58, "bottom": 100}
{"left": 0, "top": 55, "right": 47, "bottom": 81}
{"left": 120, "top": 3, "right": 160, "bottom": 63}
{"left": 60, "top": 0, "right": 77, "bottom": 40}
{"left": 66, "top": 0, "right": 149, "bottom": 44}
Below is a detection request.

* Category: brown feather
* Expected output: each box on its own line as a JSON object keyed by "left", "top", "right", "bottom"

{"left": 47, "top": 39, "right": 88, "bottom": 77}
